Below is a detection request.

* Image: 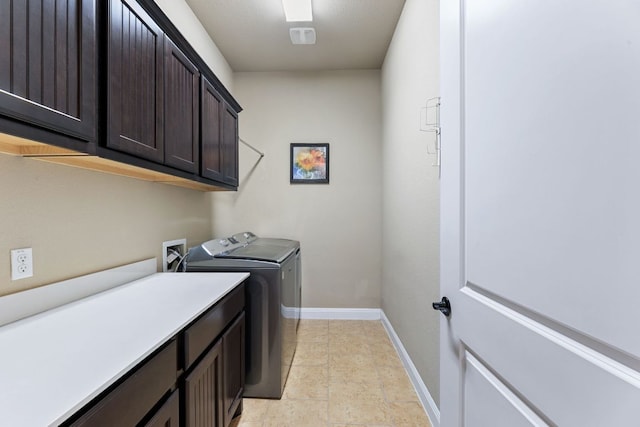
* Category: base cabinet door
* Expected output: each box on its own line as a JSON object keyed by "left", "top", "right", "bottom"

{"left": 223, "top": 312, "right": 245, "bottom": 426}
{"left": 0, "top": 0, "right": 96, "bottom": 142}
{"left": 185, "top": 340, "right": 224, "bottom": 427}
{"left": 67, "top": 341, "right": 177, "bottom": 427}
{"left": 143, "top": 390, "right": 180, "bottom": 427}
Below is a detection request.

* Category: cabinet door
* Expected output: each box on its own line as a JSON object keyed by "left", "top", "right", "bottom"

{"left": 185, "top": 340, "right": 224, "bottom": 427}
{"left": 0, "top": 0, "right": 96, "bottom": 141}
{"left": 221, "top": 103, "right": 239, "bottom": 187}
{"left": 108, "top": 0, "right": 164, "bottom": 162}
{"left": 68, "top": 340, "right": 177, "bottom": 427}
{"left": 223, "top": 312, "right": 245, "bottom": 427}
{"left": 164, "top": 37, "right": 199, "bottom": 173}
{"left": 143, "top": 390, "right": 179, "bottom": 427}
{"left": 200, "top": 76, "right": 223, "bottom": 182}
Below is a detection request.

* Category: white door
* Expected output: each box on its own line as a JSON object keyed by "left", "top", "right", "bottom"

{"left": 439, "top": 1, "right": 640, "bottom": 426}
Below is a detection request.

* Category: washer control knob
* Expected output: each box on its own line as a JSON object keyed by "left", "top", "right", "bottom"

{"left": 219, "top": 239, "right": 230, "bottom": 247}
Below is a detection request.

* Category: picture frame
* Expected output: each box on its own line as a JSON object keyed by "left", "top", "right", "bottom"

{"left": 290, "top": 143, "right": 330, "bottom": 184}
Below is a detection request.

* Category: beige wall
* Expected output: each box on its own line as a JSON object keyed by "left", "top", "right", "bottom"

{"left": 211, "top": 71, "right": 383, "bottom": 308}
{"left": 381, "top": 0, "right": 441, "bottom": 407}
{"left": 0, "top": 1, "right": 232, "bottom": 296}
{"left": 0, "top": 152, "right": 212, "bottom": 296}
{"left": 153, "top": 0, "right": 234, "bottom": 91}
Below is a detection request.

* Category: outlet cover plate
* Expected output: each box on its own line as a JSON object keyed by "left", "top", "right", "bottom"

{"left": 11, "top": 248, "right": 33, "bottom": 280}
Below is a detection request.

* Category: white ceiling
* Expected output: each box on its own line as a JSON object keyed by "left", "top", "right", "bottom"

{"left": 184, "top": 0, "right": 406, "bottom": 72}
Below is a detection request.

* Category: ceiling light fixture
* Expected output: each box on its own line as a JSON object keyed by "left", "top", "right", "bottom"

{"left": 282, "top": 0, "right": 313, "bottom": 22}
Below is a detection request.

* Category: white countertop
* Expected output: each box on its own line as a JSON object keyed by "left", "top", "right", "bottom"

{"left": 0, "top": 272, "right": 249, "bottom": 427}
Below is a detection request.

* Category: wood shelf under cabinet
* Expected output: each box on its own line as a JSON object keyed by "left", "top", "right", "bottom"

{"left": 0, "top": 132, "right": 231, "bottom": 192}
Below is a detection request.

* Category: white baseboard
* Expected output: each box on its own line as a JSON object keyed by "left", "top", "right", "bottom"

{"left": 381, "top": 310, "right": 440, "bottom": 427}
{"left": 299, "top": 307, "right": 440, "bottom": 426}
{"left": 300, "top": 307, "right": 381, "bottom": 320}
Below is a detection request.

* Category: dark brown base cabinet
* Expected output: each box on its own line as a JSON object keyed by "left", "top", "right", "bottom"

{"left": 223, "top": 313, "right": 245, "bottom": 425}
{"left": 185, "top": 312, "right": 245, "bottom": 427}
{"left": 63, "top": 284, "right": 245, "bottom": 427}
{"left": 0, "top": 0, "right": 241, "bottom": 191}
{"left": 144, "top": 390, "right": 180, "bottom": 427}
{"left": 67, "top": 340, "right": 179, "bottom": 427}
{"left": 185, "top": 339, "right": 224, "bottom": 427}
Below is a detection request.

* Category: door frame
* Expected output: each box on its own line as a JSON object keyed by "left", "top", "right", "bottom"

{"left": 439, "top": 0, "right": 466, "bottom": 424}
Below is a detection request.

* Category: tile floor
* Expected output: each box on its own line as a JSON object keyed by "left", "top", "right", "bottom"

{"left": 230, "top": 319, "right": 432, "bottom": 427}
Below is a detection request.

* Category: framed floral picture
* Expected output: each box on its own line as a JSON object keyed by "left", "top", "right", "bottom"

{"left": 290, "top": 143, "right": 330, "bottom": 184}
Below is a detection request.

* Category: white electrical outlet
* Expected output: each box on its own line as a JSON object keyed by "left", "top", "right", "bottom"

{"left": 11, "top": 248, "right": 33, "bottom": 280}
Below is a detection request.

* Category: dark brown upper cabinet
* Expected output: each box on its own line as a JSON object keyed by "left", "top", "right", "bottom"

{"left": 0, "top": 0, "right": 96, "bottom": 143}
{"left": 0, "top": 0, "right": 241, "bottom": 191}
{"left": 201, "top": 76, "right": 224, "bottom": 182}
{"left": 107, "top": 0, "right": 164, "bottom": 163}
{"left": 201, "top": 77, "right": 239, "bottom": 188}
{"left": 221, "top": 104, "right": 239, "bottom": 187}
{"left": 164, "top": 37, "right": 199, "bottom": 173}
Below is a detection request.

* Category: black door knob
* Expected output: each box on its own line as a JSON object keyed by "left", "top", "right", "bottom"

{"left": 432, "top": 297, "right": 451, "bottom": 317}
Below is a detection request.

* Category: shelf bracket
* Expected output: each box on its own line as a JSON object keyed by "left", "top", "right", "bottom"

{"left": 239, "top": 138, "right": 264, "bottom": 159}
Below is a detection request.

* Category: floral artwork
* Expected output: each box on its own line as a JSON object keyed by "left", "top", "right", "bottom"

{"left": 290, "top": 143, "right": 330, "bottom": 184}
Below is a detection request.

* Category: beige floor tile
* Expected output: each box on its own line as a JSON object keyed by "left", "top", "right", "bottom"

{"left": 329, "top": 320, "right": 366, "bottom": 335}
{"left": 367, "top": 341, "right": 397, "bottom": 357}
{"left": 329, "top": 333, "right": 371, "bottom": 347}
{"left": 332, "top": 425, "right": 392, "bottom": 427}
{"left": 361, "top": 320, "right": 387, "bottom": 332}
{"left": 240, "top": 319, "right": 429, "bottom": 427}
{"left": 228, "top": 418, "right": 263, "bottom": 427}
{"left": 299, "top": 319, "right": 329, "bottom": 328}
{"left": 329, "top": 340, "right": 373, "bottom": 357}
{"left": 365, "top": 330, "right": 393, "bottom": 346}
{"left": 329, "top": 381, "right": 386, "bottom": 401}
{"left": 389, "top": 401, "right": 432, "bottom": 426}
{"left": 282, "top": 365, "right": 328, "bottom": 399}
{"left": 371, "top": 346, "right": 403, "bottom": 367}
{"left": 377, "top": 366, "right": 412, "bottom": 383}
{"left": 329, "top": 352, "right": 376, "bottom": 369}
{"left": 264, "top": 399, "right": 328, "bottom": 427}
{"left": 236, "top": 398, "right": 270, "bottom": 422}
{"left": 293, "top": 341, "right": 329, "bottom": 366}
{"left": 382, "top": 380, "right": 419, "bottom": 402}
{"left": 378, "top": 367, "right": 418, "bottom": 401}
{"left": 298, "top": 320, "right": 329, "bottom": 343}
{"left": 329, "top": 396, "right": 393, "bottom": 424}
{"left": 329, "top": 364, "right": 380, "bottom": 384}
{"left": 287, "top": 363, "right": 328, "bottom": 381}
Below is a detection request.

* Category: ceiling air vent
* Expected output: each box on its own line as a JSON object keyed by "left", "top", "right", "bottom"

{"left": 289, "top": 27, "right": 316, "bottom": 45}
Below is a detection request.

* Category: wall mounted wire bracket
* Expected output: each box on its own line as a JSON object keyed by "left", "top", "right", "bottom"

{"left": 420, "top": 97, "right": 441, "bottom": 177}
{"left": 239, "top": 137, "right": 265, "bottom": 160}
